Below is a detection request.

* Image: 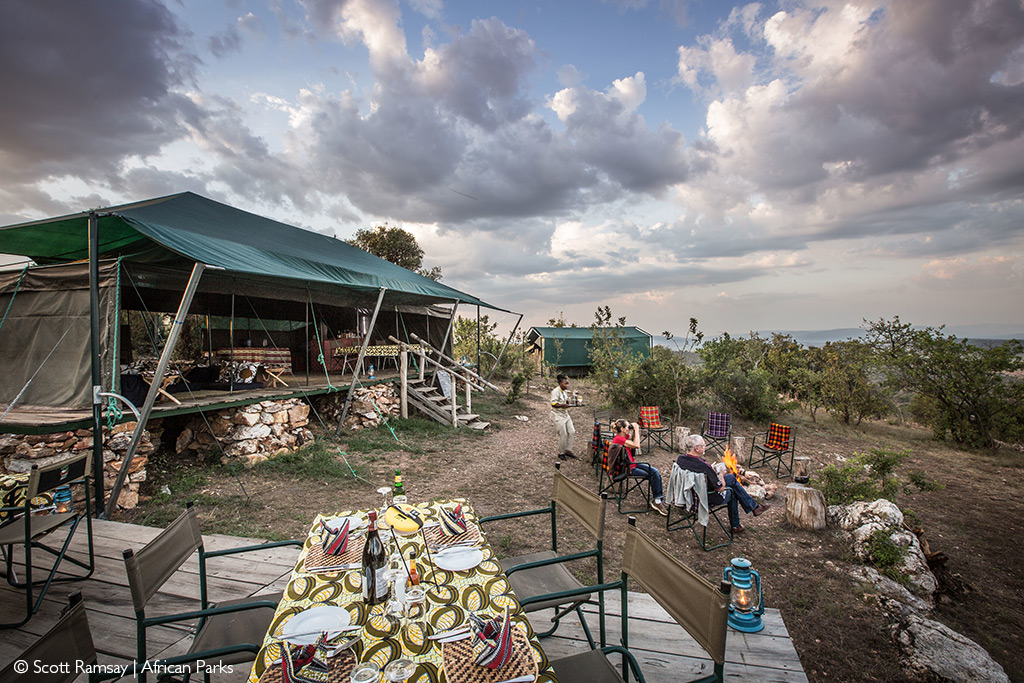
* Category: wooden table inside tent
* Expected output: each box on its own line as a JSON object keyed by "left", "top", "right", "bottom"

{"left": 216, "top": 347, "right": 292, "bottom": 387}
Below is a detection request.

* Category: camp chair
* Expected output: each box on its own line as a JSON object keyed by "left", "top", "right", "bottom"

{"left": 665, "top": 464, "right": 733, "bottom": 551}
{"left": 0, "top": 592, "right": 115, "bottom": 683}
{"left": 0, "top": 453, "right": 95, "bottom": 629}
{"left": 638, "top": 406, "right": 673, "bottom": 452}
{"left": 601, "top": 444, "right": 653, "bottom": 515}
{"left": 749, "top": 423, "right": 796, "bottom": 478}
{"left": 700, "top": 412, "right": 732, "bottom": 457}
{"left": 122, "top": 503, "right": 302, "bottom": 683}
{"left": 480, "top": 464, "right": 610, "bottom": 648}
{"left": 591, "top": 411, "right": 614, "bottom": 472}
{"left": 551, "top": 518, "right": 732, "bottom": 683}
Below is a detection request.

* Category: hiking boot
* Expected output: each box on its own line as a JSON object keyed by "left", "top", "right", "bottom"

{"left": 753, "top": 503, "right": 770, "bottom": 516}
{"left": 732, "top": 525, "right": 745, "bottom": 533}
{"left": 650, "top": 502, "right": 668, "bottom": 517}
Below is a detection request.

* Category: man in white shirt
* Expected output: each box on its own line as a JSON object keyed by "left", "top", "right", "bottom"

{"left": 550, "top": 374, "right": 577, "bottom": 459}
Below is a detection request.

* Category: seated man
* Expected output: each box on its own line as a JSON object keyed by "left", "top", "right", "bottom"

{"left": 676, "top": 434, "right": 769, "bottom": 533}
{"left": 612, "top": 419, "right": 667, "bottom": 516}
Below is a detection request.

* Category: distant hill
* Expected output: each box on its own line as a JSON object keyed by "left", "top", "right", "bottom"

{"left": 651, "top": 324, "right": 1024, "bottom": 349}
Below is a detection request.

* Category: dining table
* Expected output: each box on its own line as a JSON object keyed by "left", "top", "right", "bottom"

{"left": 249, "top": 498, "right": 560, "bottom": 683}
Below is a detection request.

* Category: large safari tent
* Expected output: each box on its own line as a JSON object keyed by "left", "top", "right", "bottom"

{"left": 0, "top": 192, "right": 513, "bottom": 513}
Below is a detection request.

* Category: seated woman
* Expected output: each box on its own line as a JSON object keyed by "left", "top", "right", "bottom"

{"left": 676, "top": 434, "right": 769, "bottom": 533}
{"left": 611, "top": 419, "right": 667, "bottom": 516}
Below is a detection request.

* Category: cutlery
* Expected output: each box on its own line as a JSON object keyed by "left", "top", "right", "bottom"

{"left": 272, "top": 624, "right": 362, "bottom": 642}
{"left": 428, "top": 625, "right": 471, "bottom": 640}
{"left": 429, "top": 541, "right": 479, "bottom": 551}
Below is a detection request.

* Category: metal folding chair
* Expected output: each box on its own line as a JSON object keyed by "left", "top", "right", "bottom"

{"left": 700, "top": 412, "right": 732, "bottom": 457}
{"left": 638, "top": 406, "right": 673, "bottom": 452}
{"left": 122, "top": 503, "right": 301, "bottom": 682}
{"left": 480, "top": 464, "right": 610, "bottom": 648}
{"left": 550, "top": 518, "right": 732, "bottom": 683}
{"left": 0, "top": 453, "right": 94, "bottom": 629}
{"left": 749, "top": 423, "right": 796, "bottom": 478}
{"left": 0, "top": 592, "right": 117, "bottom": 683}
{"left": 600, "top": 444, "right": 653, "bottom": 515}
{"left": 665, "top": 465, "right": 733, "bottom": 551}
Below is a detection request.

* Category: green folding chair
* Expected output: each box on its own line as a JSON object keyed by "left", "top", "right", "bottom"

{"left": 480, "top": 463, "right": 610, "bottom": 648}
{"left": 123, "top": 503, "right": 302, "bottom": 683}
{"left": 0, "top": 453, "right": 95, "bottom": 629}
{"left": 0, "top": 592, "right": 119, "bottom": 683}
{"left": 551, "top": 518, "right": 732, "bottom": 683}
{"left": 749, "top": 423, "right": 796, "bottom": 478}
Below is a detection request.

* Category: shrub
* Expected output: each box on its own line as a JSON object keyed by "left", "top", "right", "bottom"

{"left": 868, "top": 528, "right": 907, "bottom": 582}
{"left": 505, "top": 369, "right": 530, "bottom": 404}
{"left": 815, "top": 447, "right": 910, "bottom": 505}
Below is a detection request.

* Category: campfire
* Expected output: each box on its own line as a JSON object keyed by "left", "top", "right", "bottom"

{"left": 721, "top": 445, "right": 744, "bottom": 482}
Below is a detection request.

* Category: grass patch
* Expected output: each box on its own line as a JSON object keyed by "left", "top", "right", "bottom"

{"left": 255, "top": 440, "right": 364, "bottom": 481}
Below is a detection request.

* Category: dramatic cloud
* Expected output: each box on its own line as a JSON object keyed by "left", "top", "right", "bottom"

{"left": 0, "top": 0, "right": 200, "bottom": 209}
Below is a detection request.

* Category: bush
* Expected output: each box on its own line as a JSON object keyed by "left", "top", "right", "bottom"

{"left": 815, "top": 447, "right": 910, "bottom": 505}
{"left": 868, "top": 528, "right": 907, "bottom": 581}
{"left": 504, "top": 369, "right": 530, "bottom": 404}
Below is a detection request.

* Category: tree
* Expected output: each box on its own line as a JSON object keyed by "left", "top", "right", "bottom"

{"left": 697, "top": 333, "right": 778, "bottom": 421}
{"left": 864, "top": 317, "right": 1024, "bottom": 448}
{"left": 818, "top": 340, "right": 888, "bottom": 425}
{"left": 348, "top": 224, "right": 442, "bottom": 281}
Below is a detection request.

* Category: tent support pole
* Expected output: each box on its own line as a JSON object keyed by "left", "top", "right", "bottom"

{"left": 476, "top": 305, "right": 481, "bottom": 371}
{"left": 335, "top": 287, "right": 386, "bottom": 437}
{"left": 305, "top": 295, "right": 310, "bottom": 387}
{"left": 104, "top": 263, "right": 205, "bottom": 519}
{"left": 88, "top": 212, "right": 105, "bottom": 515}
{"left": 485, "top": 312, "right": 523, "bottom": 384}
{"left": 442, "top": 301, "right": 458, "bottom": 359}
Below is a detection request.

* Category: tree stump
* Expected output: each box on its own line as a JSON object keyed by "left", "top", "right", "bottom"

{"left": 785, "top": 483, "right": 827, "bottom": 530}
{"left": 675, "top": 426, "right": 691, "bottom": 449}
{"left": 793, "top": 456, "right": 811, "bottom": 479}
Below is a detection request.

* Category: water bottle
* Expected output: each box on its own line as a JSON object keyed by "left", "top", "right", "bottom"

{"left": 369, "top": 363, "right": 375, "bottom": 379}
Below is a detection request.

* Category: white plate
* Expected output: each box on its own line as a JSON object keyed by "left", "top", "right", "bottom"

{"left": 280, "top": 605, "right": 351, "bottom": 644}
{"left": 322, "top": 515, "right": 365, "bottom": 532}
{"left": 433, "top": 547, "right": 484, "bottom": 572}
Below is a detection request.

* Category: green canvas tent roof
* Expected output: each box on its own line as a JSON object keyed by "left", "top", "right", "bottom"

{"left": 0, "top": 191, "right": 507, "bottom": 311}
{"left": 527, "top": 326, "right": 652, "bottom": 367}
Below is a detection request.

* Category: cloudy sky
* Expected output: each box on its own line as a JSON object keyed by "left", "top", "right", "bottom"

{"left": 1, "top": 0, "right": 1022, "bottom": 336}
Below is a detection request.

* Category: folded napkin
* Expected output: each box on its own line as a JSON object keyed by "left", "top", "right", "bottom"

{"left": 282, "top": 633, "right": 332, "bottom": 683}
{"left": 320, "top": 519, "right": 350, "bottom": 556}
{"left": 439, "top": 503, "right": 468, "bottom": 537}
{"left": 469, "top": 605, "right": 515, "bottom": 669}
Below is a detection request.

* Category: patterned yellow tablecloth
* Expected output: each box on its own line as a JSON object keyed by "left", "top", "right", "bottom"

{"left": 249, "top": 499, "right": 559, "bottom": 683}
{"left": 0, "top": 473, "right": 55, "bottom": 522}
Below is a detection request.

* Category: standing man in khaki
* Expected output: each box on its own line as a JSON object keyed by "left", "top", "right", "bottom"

{"left": 550, "top": 374, "right": 577, "bottom": 459}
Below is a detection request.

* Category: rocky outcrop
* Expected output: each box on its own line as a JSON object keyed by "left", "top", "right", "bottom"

{"left": 828, "top": 499, "right": 937, "bottom": 597}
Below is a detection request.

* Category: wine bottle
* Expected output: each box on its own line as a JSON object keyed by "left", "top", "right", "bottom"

{"left": 362, "top": 510, "right": 389, "bottom": 605}
{"left": 407, "top": 551, "right": 420, "bottom": 586}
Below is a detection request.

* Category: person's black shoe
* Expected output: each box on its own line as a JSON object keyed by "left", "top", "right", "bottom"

{"left": 557, "top": 453, "right": 568, "bottom": 461}
{"left": 563, "top": 451, "right": 579, "bottom": 459}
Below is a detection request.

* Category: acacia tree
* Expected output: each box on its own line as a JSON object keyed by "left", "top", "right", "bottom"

{"left": 348, "top": 224, "right": 442, "bottom": 281}
{"left": 864, "top": 317, "right": 1024, "bottom": 448}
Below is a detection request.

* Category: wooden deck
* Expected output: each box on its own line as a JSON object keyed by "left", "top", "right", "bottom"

{"left": 0, "top": 368, "right": 402, "bottom": 434}
{"left": 1, "top": 519, "right": 807, "bottom": 682}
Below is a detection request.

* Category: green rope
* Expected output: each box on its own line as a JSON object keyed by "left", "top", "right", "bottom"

{"left": 308, "top": 298, "right": 335, "bottom": 391}
{"left": 368, "top": 396, "right": 403, "bottom": 445}
{"left": 0, "top": 263, "right": 29, "bottom": 334}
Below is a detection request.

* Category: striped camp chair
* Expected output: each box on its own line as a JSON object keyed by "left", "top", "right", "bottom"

{"left": 638, "top": 406, "right": 673, "bottom": 452}
{"left": 748, "top": 422, "right": 796, "bottom": 478}
{"left": 700, "top": 411, "right": 732, "bottom": 457}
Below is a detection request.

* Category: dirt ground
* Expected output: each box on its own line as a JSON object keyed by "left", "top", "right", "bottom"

{"left": 122, "top": 378, "right": 1024, "bottom": 683}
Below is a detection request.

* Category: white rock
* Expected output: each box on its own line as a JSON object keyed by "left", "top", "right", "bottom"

{"left": 893, "top": 613, "right": 1009, "bottom": 683}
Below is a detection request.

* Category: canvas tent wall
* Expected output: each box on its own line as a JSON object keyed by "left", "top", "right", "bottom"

{"left": 527, "top": 326, "right": 653, "bottom": 371}
{"left": 0, "top": 192, "right": 506, "bottom": 410}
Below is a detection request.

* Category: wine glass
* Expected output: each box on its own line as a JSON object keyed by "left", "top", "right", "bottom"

{"left": 377, "top": 486, "right": 392, "bottom": 515}
{"left": 384, "top": 658, "right": 416, "bottom": 682}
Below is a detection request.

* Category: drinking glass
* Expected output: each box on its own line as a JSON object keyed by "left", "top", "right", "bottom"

{"left": 350, "top": 662, "right": 379, "bottom": 683}
{"left": 403, "top": 586, "right": 428, "bottom": 644}
{"left": 384, "top": 658, "right": 416, "bottom": 682}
